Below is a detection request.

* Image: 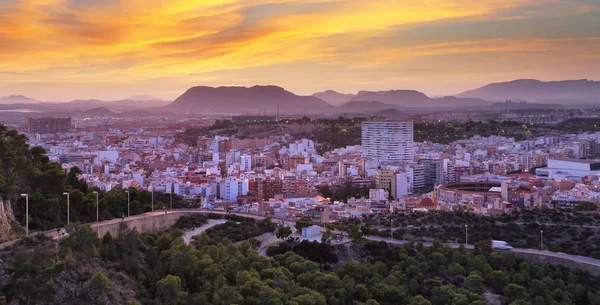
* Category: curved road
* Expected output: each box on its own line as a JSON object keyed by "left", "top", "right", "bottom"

{"left": 3, "top": 208, "right": 600, "bottom": 273}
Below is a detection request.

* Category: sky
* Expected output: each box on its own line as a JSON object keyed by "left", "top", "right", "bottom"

{"left": 0, "top": 0, "right": 599, "bottom": 101}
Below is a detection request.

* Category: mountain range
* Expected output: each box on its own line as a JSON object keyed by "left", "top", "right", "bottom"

{"left": 312, "top": 90, "right": 355, "bottom": 106}
{"left": 0, "top": 95, "right": 41, "bottom": 104}
{"left": 167, "top": 85, "right": 329, "bottom": 114}
{"left": 2, "top": 79, "right": 598, "bottom": 115}
{"left": 458, "top": 79, "right": 600, "bottom": 101}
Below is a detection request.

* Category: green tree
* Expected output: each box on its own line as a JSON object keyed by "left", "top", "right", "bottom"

{"left": 504, "top": 284, "right": 526, "bottom": 302}
{"left": 156, "top": 275, "right": 188, "bottom": 305}
{"left": 85, "top": 272, "right": 112, "bottom": 304}
{"left": 411, "top": 295, "right": 432, "bottom": 305}
{"left": 465, "top": 272, "right": 485, "bottom": 294}
{"left": 276, "top": 226, "right": 292, "bottom": 240}
{"left": 574, "top": 201, "right": 597, "bottom": 211}
{"left": 488, "top": 270, "right": 510, "bottom": 292}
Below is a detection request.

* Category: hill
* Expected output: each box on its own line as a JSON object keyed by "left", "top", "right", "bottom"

{"left": 167, "top": 85, "right": 330, "bottom": 114}
{"left": 0, "top": 95, "right": 40, "bottom": 104}
{"left": 351, "top": 90, "right": 429, "bottom": 106}
{"left": 372, "top": 108, "right": 410, "bottom": 119}
{"left": 458, "top": 79, "right": 600, "bottom": 101}
{"left": 126, "top": 94, "right": 163, "bottom": 101}
{"left": 338, "top": 101, "right": 404, "bottom": 113}
{"left": 312, "top": 90, "right": 355, "bottom": 106}
{"left": 81, "top": 107, "right": 116, "bottom": 116}
{"left": 351, "top": 90, "right": 489, "bottom": 108}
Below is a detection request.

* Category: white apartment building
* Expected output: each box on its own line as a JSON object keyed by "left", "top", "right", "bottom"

{"left": 361, "top": 121, "right": 414, "bottom": 164}
{"left": 536, "top": 159, "right": 600, "bottom": 180}
{"left": 241, "top": 154, "right": 252, "bottom": 172}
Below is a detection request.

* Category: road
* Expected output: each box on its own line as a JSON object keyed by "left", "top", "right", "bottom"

{"left": 182, "top": 219, "right": 227, "bottom": 245}
{"left": 364, "top": 235, "right": 600, "bottom": 270}
{"left": 3, "top": 208, "right": 600, "bottom": 272}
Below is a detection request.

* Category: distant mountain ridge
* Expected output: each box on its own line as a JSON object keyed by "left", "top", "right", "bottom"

{"left": 167, "top": 85, "right": 330, "bottom": 114}
{"left": 0, "top": 95, "right": 41, "bottom": 104}
{"left": 349, "top": 89, "right": 488, "bottom": 108}
{"left": 126, "top": 94, "right": 163, "bottom": 101}
{"left": 312, "top": 90, "right": 355, "bottom": 106}
{"left": 458, "top": 79, "right": 600, "bottom": 101}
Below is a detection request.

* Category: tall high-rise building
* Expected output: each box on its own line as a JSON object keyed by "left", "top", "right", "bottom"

{"left": 418, "top": 158, "right": 445, "bottom": 192}
{"left": 361, "top": 120, "right": 414, "bottom": 163}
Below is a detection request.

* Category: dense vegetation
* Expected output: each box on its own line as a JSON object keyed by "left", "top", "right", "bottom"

{"left": 2, "top": 220, "right": 600, "bottom": 305}
{"left": 202, "top": 217, "right": 276, "bottom": 244}
{"left": 338, "top": 209, "right": 600, "bottom": 259}
{"left": 0, "top": 124, "right": 187, "bottom": 238}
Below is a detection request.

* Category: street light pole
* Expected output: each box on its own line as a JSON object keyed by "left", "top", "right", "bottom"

{"left": 125, "top": 190, "right": 130, "bottom": 217}
{"left": 390, "top": 219, "right": 393, "bottom": 241}
{"left": 465, "top": 224, "right": 468, "bottom": 246}
{"left": 20, "top": 194, "right": 28, "bottom": 235}
{"left": 62, "top": 192, "right": 70, "bottom": 225}
{"left": 540, "top": 230, "right": 543, "bottom": 251}
{"left": 93, "top": 191, "right": 99, "bottom": 224}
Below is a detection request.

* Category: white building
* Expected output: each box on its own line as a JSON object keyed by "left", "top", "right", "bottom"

{"left": 536, "top": 159, "right": 600, "bottom": 180}
{"left": 241, "top": 154, "right": 252, "bottom": 172}
{"left": 362, "top": 121, "right": 414, "bottom": 164}
{"left": 219, "top": 178, "right": 249, "bottom": 202}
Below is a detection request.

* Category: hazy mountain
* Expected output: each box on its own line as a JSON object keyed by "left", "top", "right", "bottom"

{"left": 338, "top": 101, "right": 404, "bottom": 113}
{"left": 458, "top": 79, "right": 600, "bottom": 101}
{"left": 372, "top": 108, "right": 410, "bottom": 119}
{"left": 312, "top": 90, "right": 355, "bottom": 106}
{"left": 126, "top": 94, "right": 163, "bottom": 101}
{"left": 167, "top": 85, "right": 330, "bottom": 114}
{"left": 0, "top": 95, "right": 40, "bottom": 104}
{"left": 349, "top": 90, "right": 489, "bottom": 109}
{"left": 351, "top": 90, "right": 429, "bottom": 106}
{"left": 81, "top": 107, "right": 115, "bottom": 116}
{"left": 490, "top": 101, "right": 563, "bottom": 110}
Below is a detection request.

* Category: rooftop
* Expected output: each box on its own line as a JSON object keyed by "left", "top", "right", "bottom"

{"left": 551, "top": 158, "right": 600, "bottom": 165}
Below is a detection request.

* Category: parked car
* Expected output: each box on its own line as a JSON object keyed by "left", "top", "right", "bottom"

{"left": 492, "top": 240, "right": 513, "bottom": 250}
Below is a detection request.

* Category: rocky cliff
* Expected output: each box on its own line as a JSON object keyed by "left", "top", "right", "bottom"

{"left": 0, "top": 197, "right": 20, "bottom": 242}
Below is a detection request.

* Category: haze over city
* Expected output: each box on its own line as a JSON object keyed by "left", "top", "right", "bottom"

{"left": 1, "top": 0, "right": 599, "bottom": 101}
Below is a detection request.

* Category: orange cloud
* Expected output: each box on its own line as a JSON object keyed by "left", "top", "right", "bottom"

{"left": 0, "top": 0, "right": 598, "bottom": 100}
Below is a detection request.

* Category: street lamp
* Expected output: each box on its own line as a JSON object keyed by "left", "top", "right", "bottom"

{"left": 390, "top": 219, "right": 393, "bottom": 241}
{"left": 125, "top": 190, "right": 130, "bottom": 217}
{"left": 540, "top": 230, "right": 543, "bottom": 251}
{"left": 93, "top": 191, "right": 99, "bottom": 224}
{"left": 62, "top": 192, "right": 70, "bottom": 225}
{"left": 20, "top": 194, "right": 28, "bottom": 235}
{"left": 465, "top": 225, "right": 468, "bottom": 246}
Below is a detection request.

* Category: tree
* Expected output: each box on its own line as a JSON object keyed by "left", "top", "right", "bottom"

{"left": 347, "top": 224, "right": 363, "bottom": 240}
{"left": 85, "top": 272, "right": 112, "bottom": 304}
{"left": 504, "top": 284, "right": 526, "bottom": 302}
{"left": 156, "top": 275, "right": 188, "bottom": 305}
{"left": 465, "top": 272, "right": 485, "bottom": 294}
{"left": 574, "top": 201, "right": 597, "bottom": 211}
{"left": 488, "top": 270, "right": 510, "bottom": 292}
{"left": 295, "top": 220, "right": 313, "bottom": 232}
{"left": 276, "top": 226, "right": 292, "bottom": 240}
{"left": 411, "top": 295, "right": 432, "bottom": 305}
{"left": 59, "top": 224, "right": 102, "bottom": 265}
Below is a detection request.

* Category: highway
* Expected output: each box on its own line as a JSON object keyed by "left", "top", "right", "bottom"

{"left": 2, "top": 208, "right": 600, "bottom": 273}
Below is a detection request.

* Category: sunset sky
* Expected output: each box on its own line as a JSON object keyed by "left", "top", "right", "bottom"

{"left": 1, "top": 0, "right": 599, "bottom": 101}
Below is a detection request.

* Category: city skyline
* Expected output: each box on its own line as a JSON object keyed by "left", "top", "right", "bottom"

{"left": 1, "top": 0, "right": 599, "bottom": 101}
